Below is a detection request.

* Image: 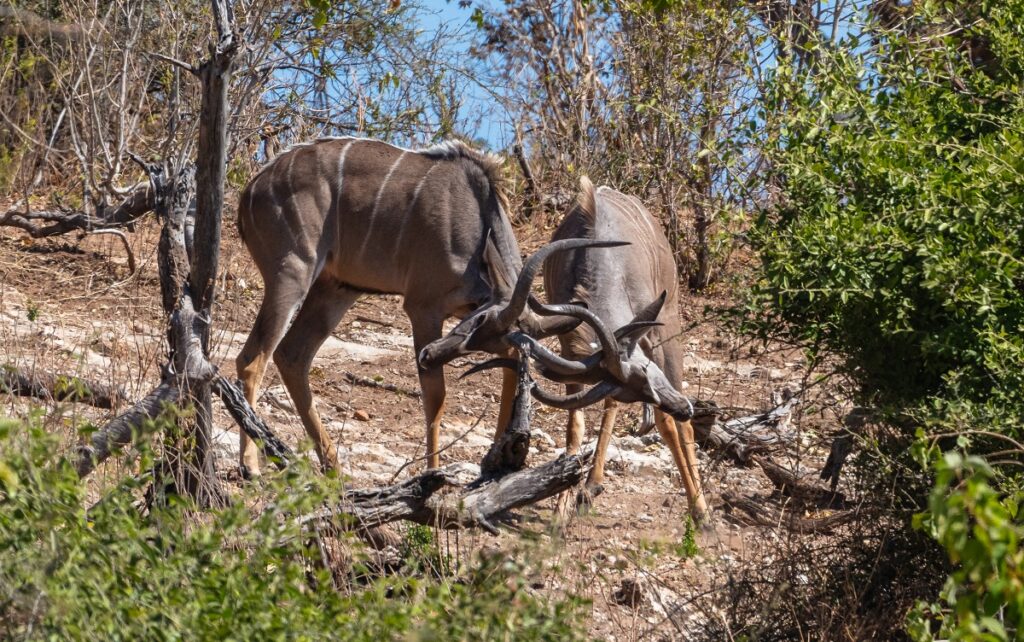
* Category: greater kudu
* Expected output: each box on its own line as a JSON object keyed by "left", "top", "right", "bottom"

{"left": 234, "top": 137, "right": 584, "bottom": 476}
{"left": 453, "top": 178, "right": 709, "bottom": 520}
{"left": 535, "top": 178, "right": 708, "bottom": 519}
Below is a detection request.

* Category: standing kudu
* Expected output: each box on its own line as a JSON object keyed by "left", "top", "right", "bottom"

{"left": 234, "top": 137, "right": 584, "bottom": 477}
{"left": 456, "top": 178, "right": 709, "bottom": 521}
{"left": 533, "top": 177, "right": 708, "bottom": 520}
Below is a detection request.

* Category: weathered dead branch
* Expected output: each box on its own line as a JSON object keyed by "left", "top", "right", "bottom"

{"left": 643, "top": 395, "right": 799, "bottom": 464}
{"left": 291, "top": 349, "right": 590, "bottom": 535}
{"left": 721, "top": 491, "right": 857, "bottom": 534}
{"left": 695, "top": 395, "right": 799, "bottom": 464}
{"left": 1, "top": 365, "right": 128, "bottom": 409}
{"left": 0, "top": 183, "right": 154, "bottom": 238}
{"left": 298, "top": 449, "right": 594, "bottom": 535}
{"left": 479, "top": 347, "right": 533, "bottom": 477}
{"left": 754, "top": 456, "right": 846, "bottom": 509}
{"left": 88, "top": 229, "right": 137, "bottom": 274}
{"left": 820, "top": 407, "right": 876, "bottom": 491}
{"left": 74, "top": 381, "right": 180, "bottom": 478}
{"left": 212, "top": 376, "right": 295, "bottom": 469}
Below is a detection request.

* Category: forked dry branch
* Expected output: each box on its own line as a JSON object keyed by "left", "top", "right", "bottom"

{"left": 0, "top": 182, "right": 154, "bottom": 238}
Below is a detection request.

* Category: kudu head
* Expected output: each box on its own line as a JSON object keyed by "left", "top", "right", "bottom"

{"left": 416, "top": 237, "right": 626, "bottom": 369}
{"left": 514, "top": 291, "right": 694, "bottom": 421}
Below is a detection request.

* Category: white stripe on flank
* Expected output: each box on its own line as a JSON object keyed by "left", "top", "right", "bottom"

{"left": 406, "top": 163, "right": 437, "bottom": 217}
{"left": 284, "top": 151, "right": 298, "bottom": 212}
{"left": 371, "top": 150, "right": 407, "bottom": 220}
{"left": 335, "top": 139, "right": 356, "bottom": 212}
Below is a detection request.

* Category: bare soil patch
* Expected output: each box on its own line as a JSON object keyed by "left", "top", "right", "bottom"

{"left": 0, "top": 212, "right": 852, "bottom": 640}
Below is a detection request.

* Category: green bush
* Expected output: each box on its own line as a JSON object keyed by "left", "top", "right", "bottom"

{"left": 0, "top": 413, "right": 586, "bottom": 641}
{"left": 746, "top": 1, "right": 1024, "bottom": 638}
{"left": 752, "top": 3, "right": 1024, "bottom": 420}
{"left": 908, "top": 452, "right": 1024, "bottom": 641}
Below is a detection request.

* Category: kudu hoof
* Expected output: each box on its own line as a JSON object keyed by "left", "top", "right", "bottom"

{"left": 239, "top": 464, "right": 262, "bottom": 482}
{"left": 575, "top": 483, "right": 605, "bottom": 513}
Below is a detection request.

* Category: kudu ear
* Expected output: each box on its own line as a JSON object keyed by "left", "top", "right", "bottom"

{"left": 615, "top": 321, "right": 663, "bottom": 355}
{"left": 482, "top": 232, "right": 514, "bottom": 300}
{"left": 631, "top": 291, "right": 667, "bottom": 325}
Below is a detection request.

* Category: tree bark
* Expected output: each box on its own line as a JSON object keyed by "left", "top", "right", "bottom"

{"left": 153, "top": 0, "right": 237, "bottom": 505}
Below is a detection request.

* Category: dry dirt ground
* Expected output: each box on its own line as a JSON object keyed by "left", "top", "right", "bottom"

{"left": 0, "top": 212, "right": 852, "bottom": 640}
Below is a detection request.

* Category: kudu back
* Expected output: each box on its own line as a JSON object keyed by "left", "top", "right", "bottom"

{"left": 234, "top": 137, "right": 525, "bottom": 476}
{"left": 538, "top": 178, "right": 709, "bottom": 520}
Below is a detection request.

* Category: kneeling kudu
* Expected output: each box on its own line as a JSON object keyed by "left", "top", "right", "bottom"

{"left": 234, "top": 137, "right": 589, "bottom": 477}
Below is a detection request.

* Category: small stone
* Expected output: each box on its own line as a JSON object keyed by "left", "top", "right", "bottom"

{"left": 354, "top": 409, "right": 371, "bottom": 422}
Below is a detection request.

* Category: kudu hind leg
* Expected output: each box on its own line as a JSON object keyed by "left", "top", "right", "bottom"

{"left": 235, "top": 270, "right": 315, "bottom": 478}
{"left": 273, "top": 283, "right": 359, "bottom": 473}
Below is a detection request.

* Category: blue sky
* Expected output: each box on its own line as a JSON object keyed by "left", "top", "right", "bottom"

{"left": 411, "top": 1, "right": 516, "bottom": 148}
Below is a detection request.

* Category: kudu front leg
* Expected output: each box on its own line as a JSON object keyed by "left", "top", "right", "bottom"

{"left": 655, "top": 409, "right": 709, "bottom": 522}
{"left": 409, "top": 309, "right": 447, "bottom": 469}
{"left": 577, "top": 398, "right": 618, "bottom": 510}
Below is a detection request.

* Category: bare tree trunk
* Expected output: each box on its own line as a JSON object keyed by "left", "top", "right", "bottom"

{"left": 172, "top": 0, "right": 237, "bottom": 504}
{"left": 513, "top": 143, "right": 539, "bottom": 221}
{"left": 691, "top": 117, "right": 715, "bottom": 290}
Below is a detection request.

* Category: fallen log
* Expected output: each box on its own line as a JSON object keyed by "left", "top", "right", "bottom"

{"left": 754, "top": 456, "right": 846, "bottom": 509}
{"left": 691, "top": 395, "right": 799, "bottom": 464}
{"left": 721, "top": 491, "right": 857, "bottom": 534}
{"left": 293, "top": 348, "right": 591, "bottom": 535}
{"left": 1, "top": 365, "right": 128, "bottom": 409}
{"left": 640, "top": 395, "right": 799, "bottom": 465}
{"left": 297, "top": 448, "right": 595, "bottom": 536}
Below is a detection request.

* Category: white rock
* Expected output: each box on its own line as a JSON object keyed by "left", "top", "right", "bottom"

{"left": 211, "top": 428, "right": 239, "bottom": 461}
{"left": 445, "top": 461, "right": 481, "bottom": 484}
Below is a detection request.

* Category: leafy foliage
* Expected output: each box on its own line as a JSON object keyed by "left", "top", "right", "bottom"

{"left": 752, "top": 2, "right": 1024, "bottom": 418}
{"left": 746, "top": 1, "right": 1024, "bottom": 638}
{"left": 0, "top": 413, "right": 586, "bottom": 641}
{"left": 909, "top": 452, "right": 1024, "bottom": 641}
